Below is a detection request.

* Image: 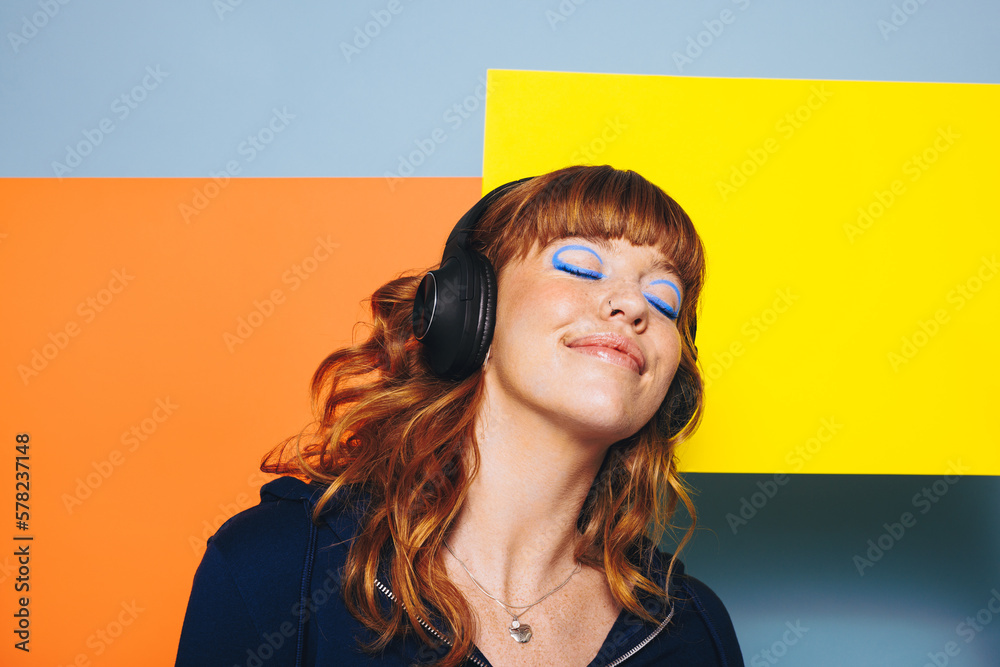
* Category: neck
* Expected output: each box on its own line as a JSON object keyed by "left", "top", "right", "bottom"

{"left": 444, "top": 394, "right": 610, "bottom": 604}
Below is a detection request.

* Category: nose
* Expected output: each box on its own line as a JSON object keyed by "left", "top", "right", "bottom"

{"left": 603, "top": 282, "right": 649, "bottom": 332}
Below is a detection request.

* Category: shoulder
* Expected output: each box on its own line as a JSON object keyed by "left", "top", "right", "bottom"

{"left": 207, "top": 476, "right": 369, "bottom": 564}
{"left": 213, "top": 477, "right": 315, "bottom": 534}
{"left": 178, "top": 477, "right": 375, "bottom": 664}
{"left": 183, "top": 479, "right": 360, "bottom": 621}
{"left": 207, "top": 475, "right": 372, "bottom": 570}
{"left": 207, "top": 477, "right": 320, "bottom": 563}
{"left": 670, "top": 572, "right": 744, "bottom": 666}
{"left": 642, "top": 545, "right": 744, "bottom": 665}
{"left": 178, "top": 477, "right": 330, "bottom": 663}
{"left": 190, "top": 479, "right": 323, "bottom": 620}
{"left": 202, "top": 478, "right": 352, "bottom": 591}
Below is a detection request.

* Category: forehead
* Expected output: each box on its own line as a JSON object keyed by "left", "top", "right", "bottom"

{"left": 588, "top": 237, "right": 679, "bottom": 274}
{"left": 509, "top": 209, "right": 689, "bottom": 275}
{"left": 478, "top": 175, "right": 704, "bottom": 308}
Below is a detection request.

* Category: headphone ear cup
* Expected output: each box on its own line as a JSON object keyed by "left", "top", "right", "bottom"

{"left": 414, "top": 247, "right": 497, "bottom": 380}
{"left": 466, "top": 250, "right": 496, "bottom": 375}
{"left": 414, "top": 177, "right": 530, "bottom": 381}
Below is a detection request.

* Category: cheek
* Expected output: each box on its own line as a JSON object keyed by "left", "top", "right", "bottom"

{"left": 491, "top": 283, "right": 581, "bottom": 383}
{"left": 651, "top": 334, "right": 683, "bottom": 393}
{"left": 499, "top": 280, "right": 578, "bottom": 332}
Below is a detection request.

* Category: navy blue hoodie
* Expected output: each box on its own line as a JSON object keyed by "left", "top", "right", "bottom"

{"left": 176, "top": 477, "right": 744, "bottom": 666}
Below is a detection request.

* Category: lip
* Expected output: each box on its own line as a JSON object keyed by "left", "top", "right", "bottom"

{"left": 566, "top": 333, "right": 646, "bottom": 374}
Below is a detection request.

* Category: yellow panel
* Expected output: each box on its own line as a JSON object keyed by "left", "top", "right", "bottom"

{"left": 483, "top": 70, "right": 1000, "bottom": 475}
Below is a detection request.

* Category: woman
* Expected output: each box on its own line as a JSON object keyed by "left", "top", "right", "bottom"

{"left": 176, "top": 165, "right": 743, "bottom": 666}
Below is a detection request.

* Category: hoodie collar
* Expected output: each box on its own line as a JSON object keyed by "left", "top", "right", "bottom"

{"left": 261, "top": 476, "right": 683, "bottom": 665}
{"left": 261, "top": 475, "right": 684, "bottom": 586}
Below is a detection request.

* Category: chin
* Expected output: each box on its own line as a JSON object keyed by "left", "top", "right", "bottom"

{"left": 559, "top": 394, "right": 652, "bottom": 442}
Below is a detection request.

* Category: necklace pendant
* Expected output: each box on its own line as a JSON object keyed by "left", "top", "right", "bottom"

{"left": 508, "top": 620, "right": 533, "bottom": 643}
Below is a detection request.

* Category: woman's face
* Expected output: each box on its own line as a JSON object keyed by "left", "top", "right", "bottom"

{"left": 483, "top": 236, "right": 684, "bottom": 445}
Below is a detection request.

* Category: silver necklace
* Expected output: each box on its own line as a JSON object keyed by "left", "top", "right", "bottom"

{"left": 443, "top": 539, "right": 582, "bottom": 644}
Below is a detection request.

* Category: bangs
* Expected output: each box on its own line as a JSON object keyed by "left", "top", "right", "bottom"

{"left": 475, "top": 166, "right": 706, "bottom": 312}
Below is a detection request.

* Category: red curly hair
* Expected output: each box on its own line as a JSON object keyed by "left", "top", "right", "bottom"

{"left": 262, "top": 165, "right": 707, "bottom": 666}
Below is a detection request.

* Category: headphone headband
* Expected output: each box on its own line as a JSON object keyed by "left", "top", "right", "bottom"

{"left": 443, "top": 177, "right": 533, "bottom": 251}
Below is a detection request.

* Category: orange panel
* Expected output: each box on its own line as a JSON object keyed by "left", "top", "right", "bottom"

{"left": 0, "top": 177, "right": 481, "bottom": 666}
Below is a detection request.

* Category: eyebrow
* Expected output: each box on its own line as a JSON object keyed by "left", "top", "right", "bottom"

{"left": 648, "top": 256, "right": 680, "bottom": 276}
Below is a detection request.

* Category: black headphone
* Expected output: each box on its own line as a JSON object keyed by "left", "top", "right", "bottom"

{"left": 412, "top": 177, "right": 700, "bottom": 437}
{"left": 412, "top": 179, "right": 527, "bottom": 380}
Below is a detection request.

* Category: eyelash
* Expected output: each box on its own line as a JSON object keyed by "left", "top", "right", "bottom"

{"left": 558, "top": 265, "right": 604, "bottom": 280}
{"left": 557, "top": 264, "right": 679, "bottom": 321}
{"left": 644, "top": 294, "right": 679, "bottom": 321}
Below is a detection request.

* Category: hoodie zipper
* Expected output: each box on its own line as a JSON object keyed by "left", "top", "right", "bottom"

{"left": 604, "top": 603, "right": 675, "bottom": 667}
{"left": 376, "top": 576, "right": 674, "bottom": 667}
{"left": 374, "top": 577, "right": 489, "bottom": 667}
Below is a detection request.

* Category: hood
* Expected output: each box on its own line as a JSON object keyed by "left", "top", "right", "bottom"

{"left": 260, "top": 475, "right": 371, "bottom": 547}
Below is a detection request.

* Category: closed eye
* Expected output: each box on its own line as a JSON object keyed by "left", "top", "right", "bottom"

{"left": 647, "top": 279, "right": 682, "bottom": 321}
{"left": 644, "top": 293, "right": 679, "bottom": 320}
{"left": 552, "top": 245, "right": 605, "bottom": 280}
{"left": 558, "top": 264, "right": 604, "bottom": 280}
